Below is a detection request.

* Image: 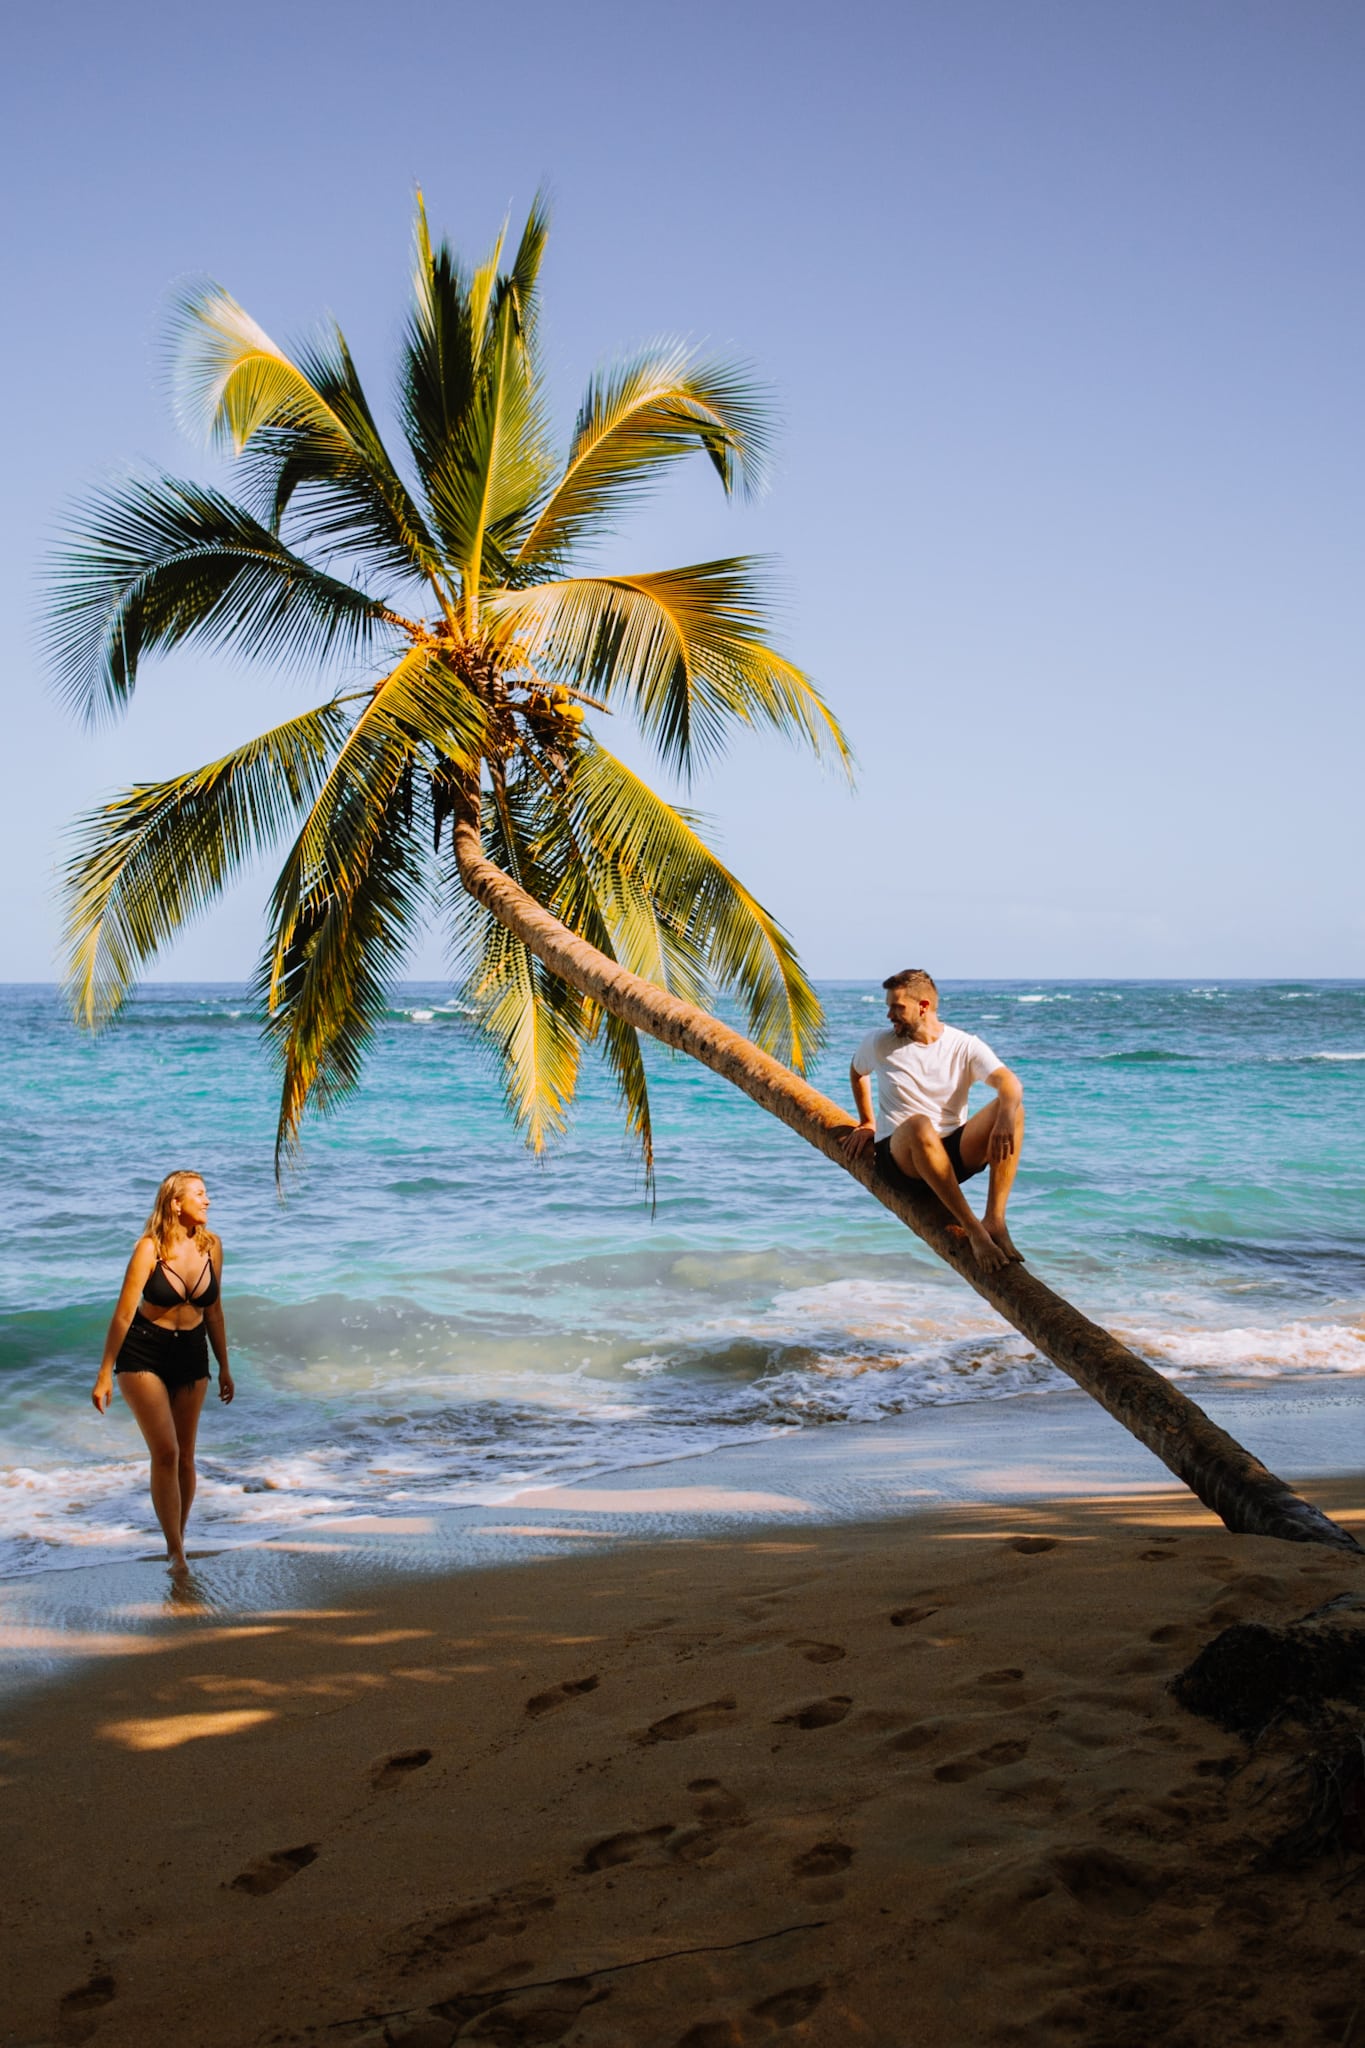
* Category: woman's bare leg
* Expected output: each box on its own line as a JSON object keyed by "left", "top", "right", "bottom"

{"left": 170, "top": 1377, "right": 210, "bottom": 1540}
{"left": 116, "top": 1372, "right": 187, "bottom": 1567}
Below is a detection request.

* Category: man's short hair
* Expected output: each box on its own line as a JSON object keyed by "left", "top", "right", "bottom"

{"left": 882, "top": 968, "right": 938, "bottom": 1003}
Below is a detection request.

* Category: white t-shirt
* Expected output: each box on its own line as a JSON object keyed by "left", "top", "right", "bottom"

{"left": 852, "top": 1023, "right": 1001, "bottom": 1140}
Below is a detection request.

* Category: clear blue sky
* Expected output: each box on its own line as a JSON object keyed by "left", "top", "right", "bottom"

{"left": 3, "top": 0, "right": 1361, "bottom": 981}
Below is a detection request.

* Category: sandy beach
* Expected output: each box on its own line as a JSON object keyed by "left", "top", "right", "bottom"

{"left": 6, "top": 0, "right": 1365, "bottom": 2036}
{"left": 4, "top": 1390, "right": 1364, "bottom": 2048}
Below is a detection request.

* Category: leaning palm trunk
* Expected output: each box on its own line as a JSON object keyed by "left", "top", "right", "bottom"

{"left": 454, "top": 795, "right": 1359, "bottom": 1555}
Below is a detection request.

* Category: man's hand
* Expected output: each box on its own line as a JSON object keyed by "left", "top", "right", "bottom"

{"left": 841, "top": 1121, "right": 877, "bottom": 1160}
{"left": 988, "top": 1116, "right": 1019, "bottom": 1164}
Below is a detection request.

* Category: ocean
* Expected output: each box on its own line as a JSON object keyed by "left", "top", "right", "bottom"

{"left": 1, "top": 980, "right": 1362, "bottom": 1580}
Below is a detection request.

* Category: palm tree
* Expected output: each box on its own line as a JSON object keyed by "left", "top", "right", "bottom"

{"left": 48, "top": 199, "right": 1357, "bottom": 1555}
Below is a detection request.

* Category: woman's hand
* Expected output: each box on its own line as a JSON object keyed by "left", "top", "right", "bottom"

{"left": 92, "top": 1369, "right": 113, "bottom": 1415}
{"left": 217, "top": 1370, "right": 235, "bottom": 1405}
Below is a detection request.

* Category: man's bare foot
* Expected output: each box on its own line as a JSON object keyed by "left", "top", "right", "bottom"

{"left": 942, "top": 1221, "right": 1010, "bottom": 1273}
{"left": 985, "top": 1219, "right": 1024, "bottom": 1262}
{"left": 968, "top": 1227, "right": 1010, "bottom": 1274}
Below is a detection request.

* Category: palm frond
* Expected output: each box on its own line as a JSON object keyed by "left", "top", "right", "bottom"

{"left": 259, "top": 788, "right": 429, "bottom": 1172}
{"left": 401, "top": 195, "right": 479, "bottom": 515}
{"left": 544, "top": 846, "right": 661, "bottom": 1187}
{"left": 435, "top": 288, "right": 556, "bottom": 601}
{"left": 444, "top": 756, "right": 659, "bottom": 1182}
{"left": 516, "top": 346, "right": 771, "bottom": 570}
{"left": 594, "top": 1002, "right": 657, "bottom": 1192}
{"left": 262, "top": 640, "right": 486, "bottom": 1013}
{"left": 467, "top": 920, "right": 588, "bottom": 1156}
{"left": 401, "top": 194, "right": 554, "bottom": 584}
{"left": 460, "top": 779, "right": 587, "bottom": 1152}
{"left": 568, "top": 741, "right": 824, "bottom": 1071}
{"left": 62, "top": 700, "right": 351, "bottom": 1028}
{"left": 505, "top": 189, "right": 551, "bottom": 345}
{"left": 45, "top": 475, "right": 405, "bottom": 724}
{"left": 487, "top": 560, "right": 852, "bottom": 776}
{"left": 168, "top": 281, "right": 441, "bottom": 587}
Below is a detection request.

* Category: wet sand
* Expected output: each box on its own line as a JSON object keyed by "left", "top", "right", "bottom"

{"left": 3, "top": 1458, "right": 1364, "bottom": 2047}
{"left": 5, "top": 1376, "right": 1362, "bottom": 1700}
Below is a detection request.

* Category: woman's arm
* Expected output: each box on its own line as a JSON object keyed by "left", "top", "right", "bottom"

{"left": 204, "top": 1237, "right": 234, "bottom": 1404}
{"left": 93, "top": 1239, "right": 158, "bottom": 1413}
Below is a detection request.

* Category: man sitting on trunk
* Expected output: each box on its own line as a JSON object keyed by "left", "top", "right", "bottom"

{"left": 841, "top": 968, "right": 1024, "bottom": 1273}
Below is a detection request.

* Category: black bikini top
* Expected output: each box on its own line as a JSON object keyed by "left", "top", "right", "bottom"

{"left": 143, "top": 1252, "right": 219, "bottom": 1311}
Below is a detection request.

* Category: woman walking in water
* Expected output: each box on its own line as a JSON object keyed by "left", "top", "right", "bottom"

{"left": 93, "top": 1172, "right": 234, "bottom": 1571}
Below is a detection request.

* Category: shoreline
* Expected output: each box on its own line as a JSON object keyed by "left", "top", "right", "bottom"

{"left": 4, "top": 1375, "right": 1362, "bottom": 1705}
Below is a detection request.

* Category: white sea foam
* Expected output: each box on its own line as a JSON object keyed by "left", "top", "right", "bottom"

{"left": 1311, "top": 1051, "right": 1365, "bottom": 1061}
{"left": 1115, "top": 1316, "right": 1365, "bottom": 1377}
{"left": 3, "top": 1284, "right": 1363, "bottom": 1576}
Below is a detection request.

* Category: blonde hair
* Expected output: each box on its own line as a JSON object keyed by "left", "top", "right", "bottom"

{"left": 144, "top": 1172, "right": 211, "bottom": 1260}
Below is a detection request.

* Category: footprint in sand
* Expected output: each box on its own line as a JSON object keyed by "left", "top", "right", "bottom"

{"left": 578, "top": 1824, "right": 675, "bottom": 1873}
{"left": 976, "top": 1668, "right": 1025, "bottom": 1686}
{"left": 526, "top": 1674, "right": 600, "bottom": 1718}
{"left": 1008, "top": 1536, "right": 1058, "bottom": 1554}
{"left": 59, "top": 1973, "right": 116, "bottom": 2017}
{"left": 688, "top": 1778, "right": 747, "bottom": 1822}
{"left": 887, "top": 1720, "right": 944, "bottom": 1753}
{"left": 774, "top": 1696, "right": 852, "bottom": 1730}
{"left": 791, "top": 1840, "right": 854, "bottom": 1878}
{"left": 229, "top": 1843, "right": 318, "bottom": 1895}
{"left": 675, "top": 1984, "right": 828, "bottom": 2048}
{"left": 889, "top": 1605, "right": 940, "bottom": 1628}
{"left": 579, "top": 1805, "right": 748, "bottom": 1873}
{"left": 933, "top": 1738, "right": 1030, "bottom": 1782}
{"left": 788, "top": 1638, "right": 847, "bottom": 1664}
{"left": 640, "top": 1698, "right": 737, "bottom": 1743}
{"left": 405, "top": 1882, "right": 554, "bottom": 1965}
{"left": 1051, "top": 1845, "right": 1164, "bottom": 1916}
{"left": 372, "top": 1747, "right": 433, "bottom": 1789}
{"left": 429, "top": 1981, "right": 603, "bottom": 2043}
{"left": 751, "top": 1983, "right": 827, "bottom": 2027}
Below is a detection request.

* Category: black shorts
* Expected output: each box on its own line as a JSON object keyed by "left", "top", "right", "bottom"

{"left": 115, "top": 1311, "right": 210, "bottom": 1390}
{"left": 875, "top": 1125, "right": 983, "bottom": 1187}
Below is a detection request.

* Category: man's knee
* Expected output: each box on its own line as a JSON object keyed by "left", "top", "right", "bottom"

{"left": 889, "top": 1116, "right": 938, "bottom": 1173}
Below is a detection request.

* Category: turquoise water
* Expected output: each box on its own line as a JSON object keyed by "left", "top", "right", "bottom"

{"left": 1, "top": 980, "right": 1362, "bottom": 1577}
